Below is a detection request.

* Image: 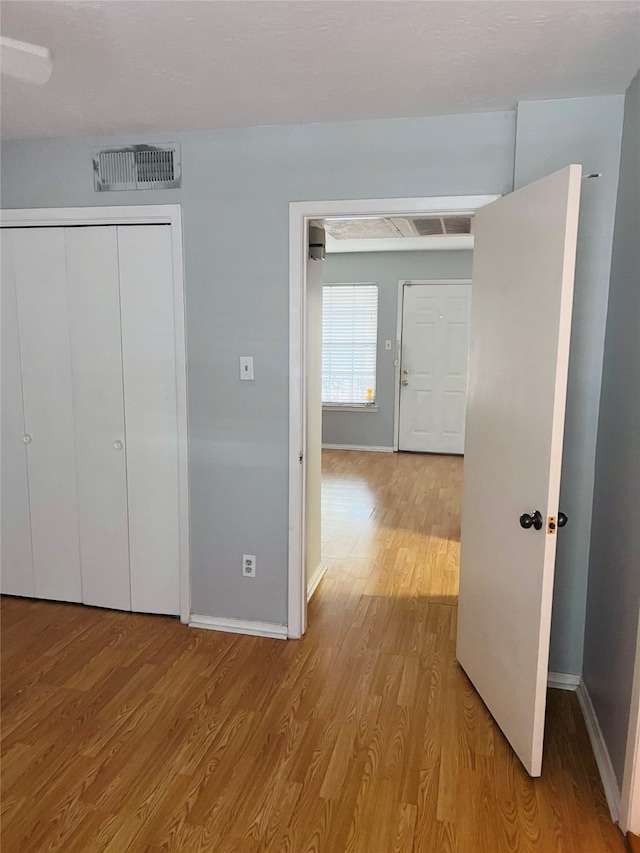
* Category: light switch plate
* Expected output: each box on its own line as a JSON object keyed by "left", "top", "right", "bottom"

{"left": 240, "top": 356, "right": 254, "bottom": 380}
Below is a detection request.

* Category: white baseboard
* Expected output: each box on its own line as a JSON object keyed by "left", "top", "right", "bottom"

{"left": 307, "top": 562, "right": 327, "bottom": 602}
{"left": 576, "top": 679, "right": 621, "bottom": 823}
{"left": 547, "top": 671, "right": 581, "bottom": 691}
{"left": 189, "top": 614, "right": 288, "bottom": 640}
{"left": 322, "top": 444, "right": 394, "bottom": 453}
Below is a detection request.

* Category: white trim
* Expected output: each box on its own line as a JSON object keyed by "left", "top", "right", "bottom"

{"left": 2, "top": 205, "right": 191, "bottom": 625}
{"left": 323, "top": 405, "right": 378, "bottom": 413}
{"left": 322, "top": 444, "right": 394, "bottom": 453}
{"left": 294, "top": 197, "right": 498, "bottom": 219}
{"left": 307, "top": 563, "right": 327, "bottom": 603}
{"left": 326, "top": 234, "right": 474, "bottom": 254}
{"left": 189, "top": 614, "right": 288, "bottom": 640}
{"left": 547, "top": 671, "right": 581, "bottom": 690}
{"left": 289, "top": 195, "right": 499, "bottom": 640}
{"left": 289, "top": 203, "right": 307, "bottom": 639}
{"left": 393, "top": 278, "right": 473, "bottom": 452}
{"left": 577, "top": 679, "right": 621, "bottom": 823}
{"left": 621, "top": 611, "right": 640, "bottom": 833}
{"left": 0, "top": 205, "right": 181, "bottom": 228}
{"left": 393, "top": 279, "right": 405, "bottom": 451}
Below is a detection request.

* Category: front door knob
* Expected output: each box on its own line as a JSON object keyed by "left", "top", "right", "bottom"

{"left": 520, "top": 510, "right": 543, "bottom": 530}
{"left": 558, "top": 512, "right": 568, "bottom": 528}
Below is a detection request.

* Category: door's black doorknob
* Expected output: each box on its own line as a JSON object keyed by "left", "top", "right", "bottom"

{"left": 558, "top": 512, "right": 568, "bottom": 528}
{"left": 520, "top": 510, "right": 543, "bottom": 530}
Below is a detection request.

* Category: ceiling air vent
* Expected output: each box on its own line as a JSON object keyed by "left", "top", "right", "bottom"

{"left": 412, "top": 218, "right": 445, "bottom": 237}
{"left": 411, "top": 216, "right": 473, "bottom": 236}
{"left": 442, "top": 216, "right": 472, "bottom": 235}
{"left": 93, "top": 144, "right": 181, "bottom": 191}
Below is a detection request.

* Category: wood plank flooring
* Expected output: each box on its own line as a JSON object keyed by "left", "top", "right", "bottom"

{"left": 1, "top": 450, "right": 626, "bottom": 852}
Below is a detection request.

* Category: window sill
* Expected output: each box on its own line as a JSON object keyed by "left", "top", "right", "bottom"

{"left": 322, "top": 405, "right": 378, "bottom": 413}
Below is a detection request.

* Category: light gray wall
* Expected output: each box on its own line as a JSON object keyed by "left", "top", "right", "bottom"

{"left": 1, "top": 110, "right": 515, "bottom": 624}
{"left": 322, "top": 250, "right": 473, "bottom": 448}
{"left": 1, "top": 97, "right": 626, "bottom": 667}
{"left": 583, "top": 73, "right": 640, "bottom": 785}
{"left": 514, "top": 95, "right": 625, "bottom": 674}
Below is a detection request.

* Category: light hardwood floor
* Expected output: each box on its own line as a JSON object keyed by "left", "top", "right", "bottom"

{"left": 1, "top": 450, "right": 626, "bottom": 852}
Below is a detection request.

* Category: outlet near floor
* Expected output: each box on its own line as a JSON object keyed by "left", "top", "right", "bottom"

{"left": 242, "top": 554, "right": 256, "bottom": 577}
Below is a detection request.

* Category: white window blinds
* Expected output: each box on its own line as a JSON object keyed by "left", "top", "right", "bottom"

{"left": 322, "top": 284, "right": 378, "bottom": 405}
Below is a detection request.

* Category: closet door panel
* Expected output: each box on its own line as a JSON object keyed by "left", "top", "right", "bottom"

{"left": 1, "top": 231, "right": 35, "bottom": 597}
{"left": 65, "top": 227, "right": 131, "bottom": 611}
{"left": 12, "top": 228, "right": 82, "bottom": 602}
{"left": 118, "top": 225, "right": 180, "bottom": 616}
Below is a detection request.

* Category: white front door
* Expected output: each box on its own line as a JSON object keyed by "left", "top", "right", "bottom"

{"left": 398, "top": 282, "right": 472, "bottom": 454}
{"left": 457, "top": 165, "right": 582, "bottom": 777}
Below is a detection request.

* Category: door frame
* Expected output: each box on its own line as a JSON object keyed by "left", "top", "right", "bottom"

{"left": 0, "top": 205, "right": 191, "bottom": 624}
{"left": 288, "top": 195, "right": 499, "bottom": 638}
{"left": 393, "top": 278, "right": 473, "bottom": 452}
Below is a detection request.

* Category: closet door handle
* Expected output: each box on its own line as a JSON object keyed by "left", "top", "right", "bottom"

{"left": 22, "top": 434, "right": 32, "bottom": 444}
{"left": 113, "top": 440, "right": 124, "bottom": 451}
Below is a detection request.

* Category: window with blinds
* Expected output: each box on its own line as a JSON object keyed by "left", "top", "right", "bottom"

{"left": 322, "top": 284, "right": 378, "bottom": 406}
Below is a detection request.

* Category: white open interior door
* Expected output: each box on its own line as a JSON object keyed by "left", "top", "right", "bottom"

{"left": 457, "top": 165, "right": 582, "bottom": 776}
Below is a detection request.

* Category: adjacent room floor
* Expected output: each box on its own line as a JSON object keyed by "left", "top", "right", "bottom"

{"left": 0, "top": 450, "right": 626, "bottom": 852}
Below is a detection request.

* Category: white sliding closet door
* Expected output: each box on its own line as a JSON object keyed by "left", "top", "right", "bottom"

{"left": 11, "top": 229, "right": 82, "bottom": 602}
{"left": 118, "top": 225, "right": 180, "bottom": 615}
{"left": 66, "top": 227, "right": 131, "bottom": 611}
{"left": 1, "top": 231, "right": 35, "bottom": 597}
{"left": 1, "top": 220, "right": 183, "bottom": 617}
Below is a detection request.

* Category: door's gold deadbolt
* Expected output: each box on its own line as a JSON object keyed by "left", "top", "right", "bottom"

{"left": 547, "top": 517, "right": 557, "bottom": 535}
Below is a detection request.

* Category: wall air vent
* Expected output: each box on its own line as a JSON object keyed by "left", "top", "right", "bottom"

{"left": 93, "top": 144, "right": 181, "bottom": 191}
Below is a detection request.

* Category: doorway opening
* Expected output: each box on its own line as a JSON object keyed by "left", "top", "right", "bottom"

{"left": 288, "top": 194, "right": 499, "bottom": 640}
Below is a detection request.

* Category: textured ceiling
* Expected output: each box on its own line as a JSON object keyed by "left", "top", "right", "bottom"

{"left": 1, "top": 1, "right": 639, "bottom": 140}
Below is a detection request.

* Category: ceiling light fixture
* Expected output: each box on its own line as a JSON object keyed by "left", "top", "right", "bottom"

{"left": 1, "top": 36, "right": 53, "bottom": 85}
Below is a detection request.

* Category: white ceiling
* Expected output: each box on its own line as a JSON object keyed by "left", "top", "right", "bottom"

{"left": 1, "top": 1, "right": 639, "bottom": 141}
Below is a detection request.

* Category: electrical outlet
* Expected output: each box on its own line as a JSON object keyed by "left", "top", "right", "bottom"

{"left": 242, "top": 554, "right": 256, "bottom": 577}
